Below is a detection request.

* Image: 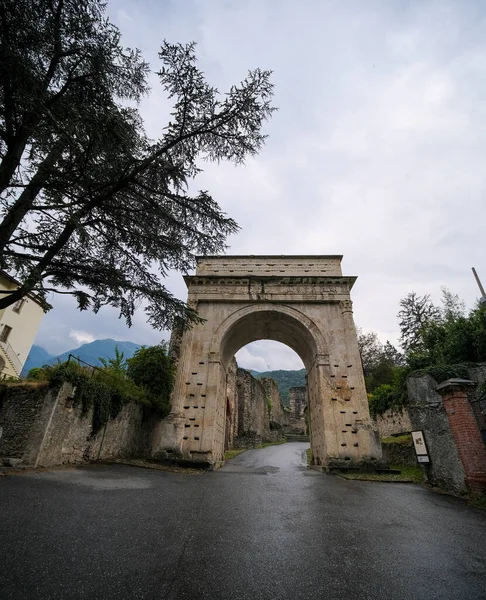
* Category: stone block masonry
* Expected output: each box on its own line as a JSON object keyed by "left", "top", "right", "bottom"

{"left": 167, "top": 255, "right": 383, "bottom": 468}
{"left": 0, "top": 382, "right": 164, "bottom": 467}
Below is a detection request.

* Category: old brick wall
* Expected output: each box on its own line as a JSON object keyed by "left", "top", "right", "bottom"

{"left": 0, "top": 382, "right": 163, "bottom": 467}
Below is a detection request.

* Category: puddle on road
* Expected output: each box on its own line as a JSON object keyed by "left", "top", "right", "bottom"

{"left": 27, "top": 470, "right": 153, "bottom": 490}
{"left": 217, "top": 465, "right": 280, "bottom": 475}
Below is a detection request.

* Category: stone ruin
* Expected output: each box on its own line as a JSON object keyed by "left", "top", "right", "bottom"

{"left": 224, "top": 359, "right": 289, "bottom": 450}
{"left": 287, "top": 386, "right": 308, "bottom": 434}
{"left": 159, "top": 255, "right": 383, "bottom": 469}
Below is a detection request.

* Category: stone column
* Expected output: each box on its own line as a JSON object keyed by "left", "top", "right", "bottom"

{"left": 436, "top": 379, "right": 486, "bottom": 496}
{"left": 339, "top": 299, "right": 383, "bottom": 466}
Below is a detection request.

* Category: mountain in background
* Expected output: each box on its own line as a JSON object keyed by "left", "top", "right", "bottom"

{"left": 249, "top": 368, "right": 306, "bottom": 404}
{"left": 22, "top": 342, "right": 307, "bottom": 404}
{"left": 21, "top": 339, "right": 142, "bottom": 376}
{"left": 21, "top": 346, "right": 54, "bottom": 375}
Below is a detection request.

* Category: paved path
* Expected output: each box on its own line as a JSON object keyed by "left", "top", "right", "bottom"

{"left": 1, "top": 442, "right": 486, "bottom": 599}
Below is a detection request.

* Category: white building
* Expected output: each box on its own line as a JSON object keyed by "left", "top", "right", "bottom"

{"left": 0, "top": 272, "right": 47, "bottom": 378}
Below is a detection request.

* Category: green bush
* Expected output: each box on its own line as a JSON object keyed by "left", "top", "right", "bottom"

{"left": 126, "top": 344, "right": 174, "bottom": 416}
{"left": 25, "top": 355, "right": 154, "bottom": 434}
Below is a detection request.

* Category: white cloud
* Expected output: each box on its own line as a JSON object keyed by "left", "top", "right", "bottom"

{"left": 69, "top": 330, "right": 96, "bottom": 346}
{"left": 236, "top": 341, "right": 304, "bottom": 372}
{"left": 32, "top": 0, "right": 486, "bottom": 365}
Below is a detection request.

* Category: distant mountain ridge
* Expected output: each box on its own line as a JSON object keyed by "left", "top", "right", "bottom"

{"left": 21, "top": 339, "right": 142, "bottom": 376}
{"left": 22, "top": 344, "right": 307, "bottom": 404}
{"left": 248, "top": 368, "right": 306, "bottom": 404}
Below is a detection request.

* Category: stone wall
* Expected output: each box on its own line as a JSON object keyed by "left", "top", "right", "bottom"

{"left": 406, "top": 375, "right": 468, "bottom": 494}
{"left": 225, "top": 358, "right": 238, "bottom": 448}
{"left": 374, "top": 407, "right": 413, "bottom": 438}
{"left": 0, "top": 382, "right": 163, "bottom": 467}
{"left": 381, "top": 436, "right": 417, "bottom": 467}
{"left": 0, "top": 382, "right": 52, "bottom": 464}
{"left": 260, "top": 378, "right": 289, "bottom": 426}
{"left": 286, "top": 386, "right": 307, "bottom": 434}
{"left": 289, "top": 386, "right": 307, "bottom": 418}
{"left": 234, "top": 368, "right": 287, "bottom": 446}
{"left": 372, "top": 370, "right": 486, "bottom": 494}
{"left": 236, "top": 369, "right": 269, "bottom": 441}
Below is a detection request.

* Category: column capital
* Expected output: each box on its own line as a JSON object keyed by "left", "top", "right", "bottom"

{"left": 339, "top": 299, "right": 353, "bottom": 314}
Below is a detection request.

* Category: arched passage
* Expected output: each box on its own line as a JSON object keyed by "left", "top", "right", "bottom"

{"left": 162, "top": 255, "right": 383, "bottom": 470}
{"left": 217, "top": 306, "right": 322, "bottom": 458}
{"left": 216, "top": 304, "right": 326, "bottom": 371}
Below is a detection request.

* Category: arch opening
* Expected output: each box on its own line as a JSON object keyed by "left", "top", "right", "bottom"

{"left": 219, "top": 307, "right": 322, "bottom": 372}
{"left": 235, "top": 340, "right": 304, "bottom": 374}
{"left": 219, "top": 309, "right": 319, "bottom": 458}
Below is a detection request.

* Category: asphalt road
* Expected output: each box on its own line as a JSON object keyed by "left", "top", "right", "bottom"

{"left": 1, "top": 442, "right": 486, "bottom": 600}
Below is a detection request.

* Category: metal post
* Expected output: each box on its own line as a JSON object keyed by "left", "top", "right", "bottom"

{"left": 472, "top": 267, "right": 486, "bottom": 299}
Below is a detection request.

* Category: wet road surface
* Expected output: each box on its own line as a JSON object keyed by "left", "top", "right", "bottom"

{"left": 1, "top": 442, "right": 486, "bottom": 599}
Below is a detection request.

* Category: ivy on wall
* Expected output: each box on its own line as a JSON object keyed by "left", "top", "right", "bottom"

{"left": 26, "top": 344, "right": 174, "bottom": 435}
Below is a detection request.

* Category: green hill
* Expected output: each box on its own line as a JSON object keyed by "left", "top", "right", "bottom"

{"left": 250, "top": 368, "right": 306, "bottom": 404}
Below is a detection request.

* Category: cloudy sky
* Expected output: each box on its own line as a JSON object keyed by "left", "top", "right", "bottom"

{"left": 34, "top": 0, "right": 486, "bottom": 372}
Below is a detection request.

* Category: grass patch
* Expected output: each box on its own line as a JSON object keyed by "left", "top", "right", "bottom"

{"left": 339, "top": 463, "right": 424, "bottom": 483}
{"left": 306, "top": 448, "right": 312, "bottom": 464}
{"left": 381, "top": 434, "right": 413, "bottom": 446}
{"left": 470, "top": 495, "right": 486, "bottom": 510}
{"left": 224, "top": 449, "right": 247, "bottom": 460}
{"left": 260, "top": 439, "right": 287, "bottom": 448}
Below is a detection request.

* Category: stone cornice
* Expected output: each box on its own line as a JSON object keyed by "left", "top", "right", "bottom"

{"left": 184, "top": 275, "right": 357, "bottom": 289}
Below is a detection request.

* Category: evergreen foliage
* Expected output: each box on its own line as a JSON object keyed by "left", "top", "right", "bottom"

{"left": 356, "top": 328, "right": 403, "bottom": 393}
{"left": 251, "top": 368, "right": 306, "bottom": 404}
{"left": 0, "top": 0, "right": 275, "bottom": 330}
{"left": 368, "top": 289, "right": 486, "bottom": 416}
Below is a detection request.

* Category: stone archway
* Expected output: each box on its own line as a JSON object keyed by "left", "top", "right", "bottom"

{"left": 160, "top": 255, "right": 382, "bottom": 469}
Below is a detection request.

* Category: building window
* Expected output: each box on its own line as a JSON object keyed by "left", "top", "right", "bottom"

{"left": 12, "top": 299, "right": 25, "bottom": 314}
{"left": 0, "top": 325, "right": 12, "bottom": 343}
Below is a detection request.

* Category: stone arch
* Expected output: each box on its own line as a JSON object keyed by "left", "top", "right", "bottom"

{"left": 162, "top": 255, "right": 383, "bottom": 470}
{"left": 213, "top": 303, "right": 327, "bottom": 371}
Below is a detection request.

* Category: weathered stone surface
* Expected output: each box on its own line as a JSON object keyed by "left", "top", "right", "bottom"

{"left": 381, "top": 439, "right": 417, "bottom": 467}
{"left": 2, "top": 457, "right": 22, "bottom": 467}
{"left": 289, "top": 386, "right": 307, "bottom": 418}
{"left": 374, "top": 408, "right": 413, "bottom": 438}
{"left": 163, "top": 255, "right": 382, "bottom": 468}
{"left": 0, "top": 382, "right": 165, "bottom": 467}
{"left": 236, "top": 369, "right": 271, "bottom": 442}
{"left": 436, "top": 379, "right": 486, "bottom": 496}
{"left": 407, "top": 375, "right": 468, "bottom": 494}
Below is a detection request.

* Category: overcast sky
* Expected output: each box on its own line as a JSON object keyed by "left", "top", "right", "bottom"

{"left": 34, "top": 0, "right": 486, "bottom": 371}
